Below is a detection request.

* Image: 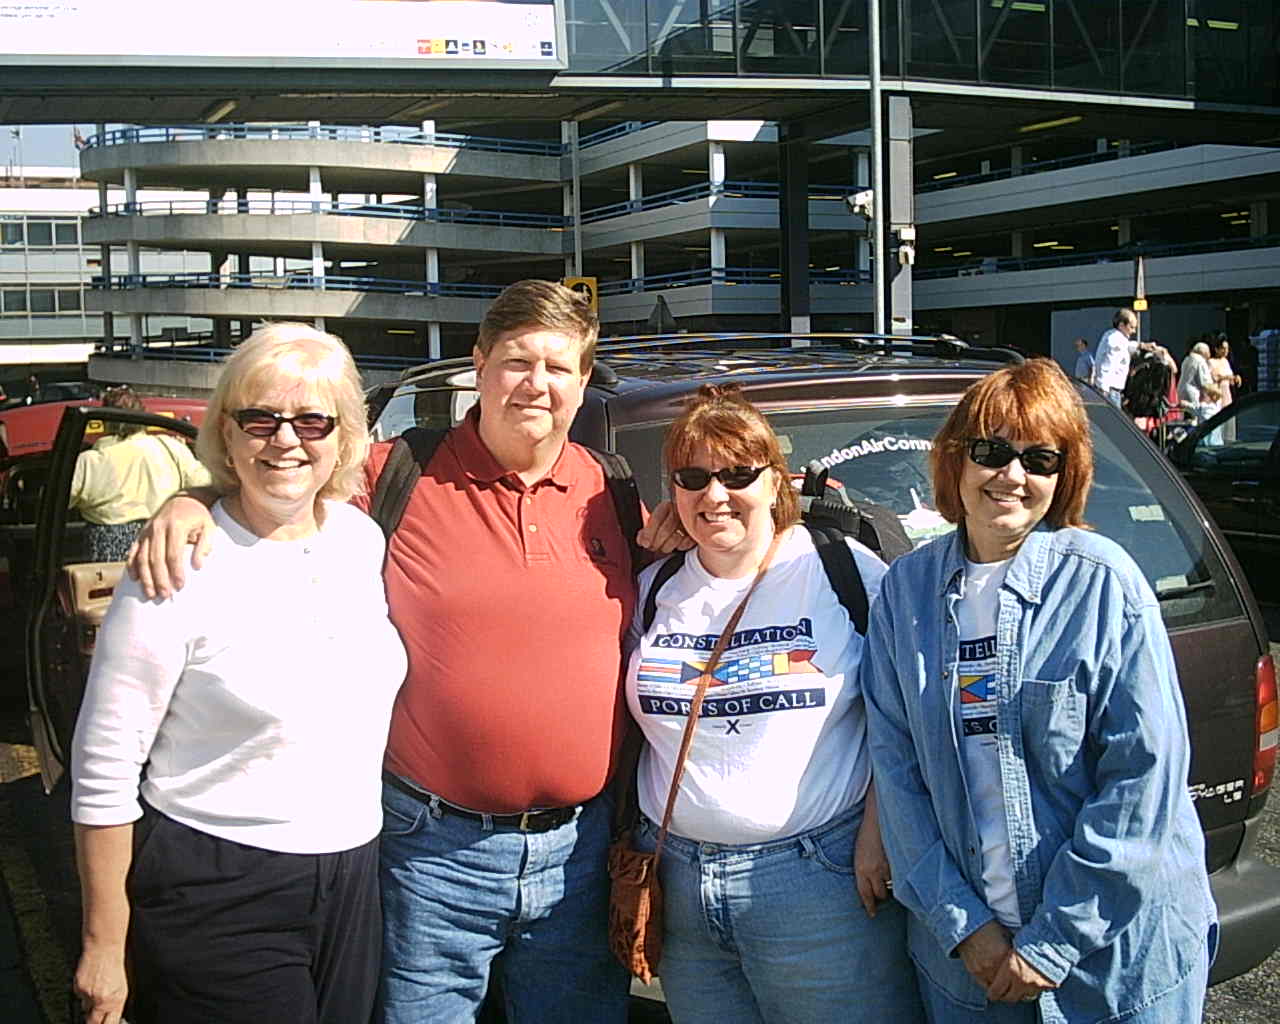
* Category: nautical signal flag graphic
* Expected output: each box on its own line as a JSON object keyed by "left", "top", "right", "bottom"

{"left": 960, "top": 673, "right": 995, "bottom": 704}
{"left": 638, "top": 649, "right": 821, "bottom": 688}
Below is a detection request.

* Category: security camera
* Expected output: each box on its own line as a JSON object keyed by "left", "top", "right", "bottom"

{"left": 845, "top": 189, "right": 874, "bottom": 219}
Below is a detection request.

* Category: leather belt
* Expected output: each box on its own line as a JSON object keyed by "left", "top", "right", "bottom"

{"left": 382, "top": 771, "right": 578, "bottom": 834}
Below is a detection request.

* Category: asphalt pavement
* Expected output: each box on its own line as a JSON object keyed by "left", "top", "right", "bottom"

{"left": 3, "top": 621, "right": 1280, "bottom": 1024}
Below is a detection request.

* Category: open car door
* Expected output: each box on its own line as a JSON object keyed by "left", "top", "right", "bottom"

{"left": 25, "top": 404, "right": 200, "bottom": 793}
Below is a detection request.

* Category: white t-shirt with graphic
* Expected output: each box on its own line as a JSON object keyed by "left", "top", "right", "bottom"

{"left": 625, "top": 524, "right": 886, "bottom": 844}
{"left": 957, "top": 557, "right": 1020, "bottom": 927}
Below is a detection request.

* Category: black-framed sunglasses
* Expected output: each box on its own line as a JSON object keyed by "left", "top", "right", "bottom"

{"left": 670, "top": 465, "right": 769, "bottom": 491}
{"left": 232, "top": 408, "right": 338, "bottom": 441}
{"left": 967, "top": 438, "right": 1064, "bottom": 477}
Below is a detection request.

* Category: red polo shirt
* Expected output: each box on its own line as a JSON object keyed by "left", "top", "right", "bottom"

{"left": 356, "top": 409, "right": 636, "bottom": 812}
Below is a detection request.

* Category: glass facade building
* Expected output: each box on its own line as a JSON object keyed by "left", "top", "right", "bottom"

{"left": 565, "top": 0, "right": 1278, "bottom": 108}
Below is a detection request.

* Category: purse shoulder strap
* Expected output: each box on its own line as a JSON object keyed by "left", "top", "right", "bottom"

{"left": 652, "top": 531, "right": 783, "bottom": 862}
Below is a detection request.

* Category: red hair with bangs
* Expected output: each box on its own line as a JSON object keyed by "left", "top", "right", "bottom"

{"left": 930, "top": 359, "right": 1093, "bottom": 530}
{"left": 663, "top": 384, "right": 801, "bottom": 533}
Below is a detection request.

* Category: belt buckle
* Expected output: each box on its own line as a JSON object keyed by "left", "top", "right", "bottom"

{"left": 518, "top": 811, "right": 535, "bottom": 832}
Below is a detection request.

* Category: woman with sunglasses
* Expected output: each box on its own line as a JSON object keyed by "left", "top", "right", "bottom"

{"left": 69, "top": 324, "right": 406, "bottom": 1024}
{"left": 623, "top": 384, "right": 921, "bottom": 1023}
{"left": 860, "top": 359, "right": 1215, "bottom": 1023}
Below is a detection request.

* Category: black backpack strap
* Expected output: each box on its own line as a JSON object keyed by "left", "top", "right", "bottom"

{"left": 369, "top": 427, "right": 449, "bottom": 541}
{"left": 640, "top": 551, "right": 687, "bottom": 634}
{"left": 805, "top": 521, "right": 870, "bottom": 635}
{"left": 584, "top": 446, "right": 647, "bottom": 574}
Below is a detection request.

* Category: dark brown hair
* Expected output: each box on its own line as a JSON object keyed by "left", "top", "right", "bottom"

{"left": 475, "top": 280, "right": 599, "bottom": 374}
{"left": 101, "top": 385, "right": 145, "bottom": 436}
{"left": 663, "top": 384, "right": 801, "bottom": 533}
{"left": 930, "top": 359, "right": 1093, "bottom": 530}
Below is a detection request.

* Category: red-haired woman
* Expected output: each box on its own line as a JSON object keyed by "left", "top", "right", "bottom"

{"left": 861, "top": 359, "right": 1216, "bottom": 1022}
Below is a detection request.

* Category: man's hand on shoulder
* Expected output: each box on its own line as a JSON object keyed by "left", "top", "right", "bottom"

{"left": 636, "top": 499, "right": 695, "bottom": 555}
{"left": 126, "top": 489, "right": 219, "bottom": 599}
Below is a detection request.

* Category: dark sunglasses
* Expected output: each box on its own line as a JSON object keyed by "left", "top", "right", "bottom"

{"left": 671, "top": 465, "right": 769, "bottom": 491}
{"left": 232, "top": 408, "right": 338, "bottom": 441}
{"left": 967, "top": 438, "right": 1064, "bottom": 477}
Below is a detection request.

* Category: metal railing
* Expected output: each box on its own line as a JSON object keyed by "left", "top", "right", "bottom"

{"left": 92, "top": 271, "right": 504, "bottom": 298}
{"left": 94, "top": 336, "right": 425, "bottom": 370}
{"left": 91, "top": 198, "right": 568, "bottom": 228}
{"left": 85, "top": 119, "right": 667, "bottom": 156}
{"left": 580, "top": 180, "right": 863, "bottom": 223}
{"left": 596, "top": 266, "right": 870, "bottom": 294}
{"left": 917, "top": 141, "right": 1183, "bottom": 193}
{"left": 913, "top": 233, "right": 1280, "bottom": 280}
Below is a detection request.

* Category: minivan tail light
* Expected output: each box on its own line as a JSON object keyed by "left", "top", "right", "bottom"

{"left": 1255, "top": 654, "right": 1278, "bottom": 796}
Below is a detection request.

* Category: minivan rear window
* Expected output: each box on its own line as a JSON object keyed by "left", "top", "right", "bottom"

{"left": 615, "top": 401, "right": 1244, "bottom": 631}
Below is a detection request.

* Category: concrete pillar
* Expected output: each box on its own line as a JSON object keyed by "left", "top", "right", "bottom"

{"left": 1251, "top": 200, "right": 1268, "bottom": 237}
{"left": 1010, "top": 146, "right": 1023, "bottom": 176}
{"left": 311, "top": 242, "right": 325, "bottom": 289}
{"left": 1011, "top": 231, "right": 1025, "bottom": 259}
{"left": 564, "top": 121, "right": 583, "bottom": 276}
{"left": 421, "top": 119, "right": 436, "bottom": 144}
{"left": 428, "top": 323, "right": 442, "bottom": 360}
{"left": 708, "top": 141, "right": 726, "bottom": 191}
{"left": 1117, "top": 217, "right": 1132, "bottom": 246}
{"left": 562, "top": 180, "right": 575, "bottom": 278}
{"left": 214, "top": 318, "right": 231, "bottom": 346}
{"left": 628, "top": 163, "right": 644, "bottom": 284}
{"left": 124, "top": 164, "right": 143, "bottom": 351}
{"left": 308, "top": 120, "right": 321, "bottom": 140}
{"left": 1096, "top": 137, "right": 1108, "bottom": 153}
{"left": 886, "top": 95, "right": 915, "bottom": 336}
{"left": 309, "top": 166, "right": 323, "bottom": 213}
{"left": 95, "top": 177, "right": 115, "bottom": 348}
{"left": 855, "top": 149, "right": 870, "bottom": 187}
{"left": 1117, "top": 138, "right": 1132, "bottom": 157}
{"left": 314, "top": 317, "right": 326, "bottom": 331}
{"left": 980, "top": 158, "right": 991, "bottom": 175}
{"left": 710, "top": 229, "right": 727, "bottom": 280}
{"left": 777, "top": 123, "right": 809, "bottom": 333}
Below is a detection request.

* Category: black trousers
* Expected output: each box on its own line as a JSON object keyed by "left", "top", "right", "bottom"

{"left": 126, "top": 804, "right": 381, "bottom": 1024}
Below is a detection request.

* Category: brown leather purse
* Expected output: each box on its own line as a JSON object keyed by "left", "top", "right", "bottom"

{"left": 607, "top": 535, "right": 781, "bottom": 982}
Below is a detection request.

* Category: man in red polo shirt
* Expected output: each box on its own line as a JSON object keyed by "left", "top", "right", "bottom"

{"left": 130, "top": 282, "right": 649, "bottom": 1022}
{"left": 367, "top": 281, "right": 634, "bottom": 1022}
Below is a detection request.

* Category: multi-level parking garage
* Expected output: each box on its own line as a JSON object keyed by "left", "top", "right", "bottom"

{"left": 80, "top": 116, "right": 1280, "bottom": 364}
{"left": 5, "top": 1, "right": 1280, "bottom": 373}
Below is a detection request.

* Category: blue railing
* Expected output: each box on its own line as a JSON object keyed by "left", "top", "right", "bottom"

{"left": 914, "top": 233, "right": 1280, "bottom": 280}
{"left": 596, "top": 266, "right": 872, "bottom": 294}
{"left": 93, "top": 271, "right": 504, "bottom": 298}
{"left": 94, "top": 339, "right": 424, "bottom": 370}
{"left": 85, "top": 124, "right": 564, "bottom": 156}
{"left": 917, "top": 141, "right": 1183, "bottom": 193}
{"left": 580, "top": 180, "right": 861, "bottom": 223}
{"left": 86, "top": 119, "right": 666, "bottom": 156}
{"left": 92, "top": 198, "right": 568, "bottom": 228}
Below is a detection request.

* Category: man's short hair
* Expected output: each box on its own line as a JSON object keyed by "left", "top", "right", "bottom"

{"left": 476, "top": 280, "right": 599, "bottom": 374}
{"left": 1113, "top": 308, "right": 1137, "bottom": 329}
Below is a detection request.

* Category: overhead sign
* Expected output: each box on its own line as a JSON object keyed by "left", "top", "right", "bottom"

{"left": 0, "top": 0, "right": 566, "bottom": 69}
{"left": 563, "top": 276, "right": 598, "bottom": 314}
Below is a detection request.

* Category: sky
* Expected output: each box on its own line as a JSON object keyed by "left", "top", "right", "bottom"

{"left": 1, "top": 124, "right": 88, "bottom": 170}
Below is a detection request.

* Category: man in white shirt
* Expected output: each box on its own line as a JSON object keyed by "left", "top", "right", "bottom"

{"left": 1091, "top": 308, "right": 1139, "bottom": 404}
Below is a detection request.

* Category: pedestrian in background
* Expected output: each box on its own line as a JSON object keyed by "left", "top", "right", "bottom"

{"left": 1071, "top": 338, "right": 1093, "bottom": 382}
{"left": 1090, "top": 309, "right": 1139, "bottom": 404}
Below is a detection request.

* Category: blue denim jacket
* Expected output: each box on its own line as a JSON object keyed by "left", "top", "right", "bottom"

{"left": 860, "top": 525, "right": 1216, "bottom": 1023}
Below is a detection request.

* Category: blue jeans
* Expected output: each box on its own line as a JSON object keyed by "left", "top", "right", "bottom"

{"left": 377, "top": 778, "right": 629, "bottom": 1024}
{"left": 916, "top": 937, "right": 1209, "bottom": 1024}
{"left": 635, "top": 808, "right": 923, "bottom": 1024}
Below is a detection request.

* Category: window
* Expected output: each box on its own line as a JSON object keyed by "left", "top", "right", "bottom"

{"left": 615, "top": 399, "right": 1244, "bottom": 630}
{"left": 0, "top": 222, "right": 22, "bottom": 247}
{"left": 28, "top": 289, "right": 56, "bottom": 314}
{"left": 54, "top": 222, "right": 79, "bottom": 246}
{"left": 57, "top": 289, "right": 82, "bottom": 312}
{"left": 0, "top": 290, "right": 27, "bottom": 314}
{"left": 25, "top": 222, "right": 53, "bottom": 247}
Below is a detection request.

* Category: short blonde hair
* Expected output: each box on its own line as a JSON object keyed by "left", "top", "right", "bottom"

{"left": 197, "top": 323, "right": 370, "bottom": 504}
